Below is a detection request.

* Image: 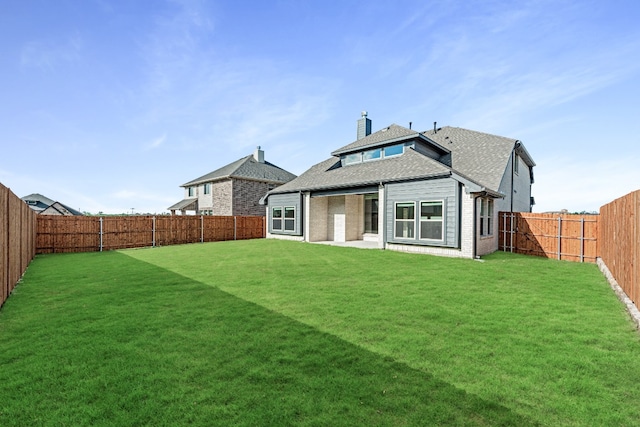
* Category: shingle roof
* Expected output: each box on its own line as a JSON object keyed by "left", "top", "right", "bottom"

{"left": 331, "top": 124, "right": 421, "bottom": 156}
{"left": 271, "top": 148, "right": 452, "bottom": 194}
{"left": 269, "top": 124, "right": 533, "bottom": 197}
{"left": 422, "top": 127, "right": 519, "bottom": 191}
{"left": 182, "top": 155, "right": 297, "bottom": 187}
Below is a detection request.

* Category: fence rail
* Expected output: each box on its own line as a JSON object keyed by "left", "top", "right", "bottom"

{"left": 1, "top": 183, "right": 37, "bottom": 308}
{"left": 499, "top": 212, "right": 599, "bottom": 263}
{"left": 36, "top": 215, "right": 265, "bottom": 254}
{"left": 599, "top": 190, "right": 639, "bottom": 308}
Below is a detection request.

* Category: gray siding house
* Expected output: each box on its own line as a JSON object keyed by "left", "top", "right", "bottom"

{"left": 169, "top": 147, "right": 296, "bottom": 216}
{"left": 263, "top": 113, "right": 535, "bottom": 258}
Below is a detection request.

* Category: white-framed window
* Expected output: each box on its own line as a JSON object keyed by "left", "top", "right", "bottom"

{"left": 419, "top": 201, "right": 444, "bottom": 241}
{"left": 272, "top": 207, "right": 283, "bottom": 230}
{"left": 204, "top": 183, "right": 211, "bottom": 195}
{"left": 384, "top": 144, "right": 404, "bottom": 158}
{"left": 188, "top": 186, "right": 195, "bottom": 197}
{"left": 514, "top": 153, "right": 520, "bottom": 175}
{"left": 480, "top": 198, "right": 494, "bottom": 236}
{"left": 394, "top": 202, "right": 415, "bottom": 239}
{"left": 363, "top": 148, "right": 382, "bottom": 162}
{"left": 284, "top": 207, "right": 295, "bottom": 231}
{"left": 344, "top": 153, "right": 362, "bottom": 165}
{"left": 272, "top": 206, "right": 295, "bottom": 232}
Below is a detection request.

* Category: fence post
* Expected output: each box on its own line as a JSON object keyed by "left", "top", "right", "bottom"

{"left": 200, "top": 215, "right": 204, "bottom": 243}
{"left": 99, "top": 217, "right": 103, "bottom": 252}
{"left": 234, "top": 216, "right": 237, "bottom": 240}
{"left": 557, "top": 216, "right": 562, "bottom": 260}
{"left": 509, "top": 212, "right": 514, "bottom": 253}
{"left": 580, "top": 217, "right": 584, "bottom": 263}
{"left": 152, "top": 216, "right": 156, "bottom": 248}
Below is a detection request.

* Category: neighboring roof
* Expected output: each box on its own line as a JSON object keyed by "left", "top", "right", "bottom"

{"left": 168, "top": 198, "right": 198, "bottom": 211}
{"left": 271, "top": 148, "right": 452, "bottom": 194}
{"left": 182, "top": 155, "right": 297, "bottom": 187}
{"left": 21, "top": 193, "right": 83, "bottom": 215}
{"left": 41, "top": 202, "right": 84, "bottom": 216}
{"left": 22, "top": 193, "right": 55, "bottom": 206}
{"left": 268, "top": 124, "right": 534, "bottom": 198}
{"left": 422, "top": 126, "right": 528, "bottom": 192}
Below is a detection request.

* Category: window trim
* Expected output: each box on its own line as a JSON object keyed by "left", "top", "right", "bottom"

{"left": 419, "top": 200, "right": 445, "bottom": 241}
{"left": 188, "top": 186, "right": 195, "bottom": 197}
{"left": 394, "top": 201, "right": 416, "bottom": 239}
{"left": 272, "top": 206, "right": 283, "bottom": 231}
{"left": 283, "top": 206, "right": 296, "bottom": 232}
{"left": 204, "top": 183, "right": 211, "bottom": 195}
{"left": 384, "top": 143, "right": 404, "bottom": 158}
{"left": 271, "top": 205, "right": 296, "bottom": 233}
{"left": 514, "top": 152, "right": 520, "bottom": 175}
{"left": 479, "top": 198, "right": 494, "bottom": 236}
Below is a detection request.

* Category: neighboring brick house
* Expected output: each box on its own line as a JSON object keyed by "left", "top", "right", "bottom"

{"left": 263, "top": 112, "right": 535, "bottom": 258}
{"left": 22, "top": 193, "right": 83, "bottom": 216}
{"left": 168, "top": 147, "right": 296, "bottom": 216}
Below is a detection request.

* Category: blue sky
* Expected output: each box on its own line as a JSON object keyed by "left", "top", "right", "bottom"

{"left": 2, "top": 0, "right": 639, "bottom": 214}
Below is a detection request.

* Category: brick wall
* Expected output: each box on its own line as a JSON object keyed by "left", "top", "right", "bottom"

{"left": 231, "top": 179, "right": 271, "bottom": 216}
{"left": 211, "top": 180, "right": 233, "bottom": 216}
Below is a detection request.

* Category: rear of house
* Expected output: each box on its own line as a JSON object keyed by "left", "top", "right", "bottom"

{"left": 264, "top": 113, "right": 535, "bottom": 258}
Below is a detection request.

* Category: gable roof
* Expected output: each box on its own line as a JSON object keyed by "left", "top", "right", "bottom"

{"left": 268, "top": 123, "right": 534, "bottom": 199}
{"left": 423, "top": 126, "right": 534, "bottom": 192}
{"left": 22, "top": 193, "right": 83, "bottom": 215}
{"left": 271, "top": 148, "right": 453, "bottom": 194}
{"left": 182, "top": 155, "right": 297, "bottom": 187}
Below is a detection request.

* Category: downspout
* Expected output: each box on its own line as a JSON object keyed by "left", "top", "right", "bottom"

{"left": 472, "top": 195, "right": 478, "bottom": 259}
{"left": 510, "top": 149, "right": 515, "bottom": 212}
{"left": 381, "top": 182, "right": 387, "bottom": 250}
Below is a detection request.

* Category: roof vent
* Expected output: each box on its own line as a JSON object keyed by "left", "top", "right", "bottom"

{"left": 357, "top": 111, "right": 372, "bottom": 140}
{"left": 434, "top": 121, "right": 437, "bottom": 133}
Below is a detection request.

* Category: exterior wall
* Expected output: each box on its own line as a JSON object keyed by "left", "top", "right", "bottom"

{"left": 385, "top": 178, "right": 459, "bottom": 248}
{"left": 386, "top": 190, "right": 475, "bottom": 258}
{"left": 231, "top": 178, "right": 272, "bottom": 216}
{"left": 211, "top": 180, "right": 233, "bottom": 216}
{"left": 476, "top": 197, "right": 498, "bottom": 256}
{"left": 308, "top": 196, "right": 328, "bottom": 242}
{"left": 497, "top": 151, "right": 533, "bottom": 213}
{"left": 267, "top": 192, "right": 303, "bottom": 235}
{"left": 345, "top": 194, "right": 363, "bottom": 241}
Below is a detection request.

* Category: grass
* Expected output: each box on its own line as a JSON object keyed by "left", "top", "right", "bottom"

{"left": 1, "top": 240, "right": 639, "bottom": 426}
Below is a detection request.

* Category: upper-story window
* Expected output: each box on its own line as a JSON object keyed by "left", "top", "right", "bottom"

{"left": 514, "top": 153, "right": 520, "bottom": 175}
{"left": 343, "top": 144, "right": 404, "bottom": 166}
{"left": 204, "top": 183, "right": 211, "bottom": 195}
{"left": 384, "top": 144, "right": 404, "bottom": 157}
{"left": 363, "top": 148, "right": 382, "bottom": 161}
{"left": 344, "top": 153, "right": 362, "bottom": 165}
{"left": 188, "top": 186, "right": 195, "bottom": 197}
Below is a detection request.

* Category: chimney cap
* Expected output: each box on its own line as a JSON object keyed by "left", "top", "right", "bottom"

{"left": 361, "top": 111, "right": 368, "bottom": 118}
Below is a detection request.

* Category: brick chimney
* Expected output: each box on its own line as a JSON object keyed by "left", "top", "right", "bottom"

{"left": 357, "top": 111, "right": 371, "bottom": 140}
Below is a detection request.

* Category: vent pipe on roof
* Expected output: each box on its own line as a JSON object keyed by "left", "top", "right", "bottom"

{"left": 254, "top": 146, "right": 264, "bottom": 163}
{"left": 357, "top": 111, "right": 372, "bottom": 140}
{"left": 434, "top": 122, "right": 437, "bottom": 133}
{"left": 409, "top": 121, "right": 412, "bottom": 130}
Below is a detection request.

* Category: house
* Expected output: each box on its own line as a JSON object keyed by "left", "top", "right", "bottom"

{"left": 263, "top": 112, "right": 535, "bottom": 258}
{"left": 168, "top": 147, "right": 297, "bottom": 216}
{"left": 22, "top": 193, "right": 83, "bottom": 216}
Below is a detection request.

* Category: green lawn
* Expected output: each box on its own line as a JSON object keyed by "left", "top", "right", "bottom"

{"left": 1, "top": 240, "right": 639, "bottom": 426}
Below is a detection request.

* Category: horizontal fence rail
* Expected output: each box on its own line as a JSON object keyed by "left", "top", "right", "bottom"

{"left": 499, "top": 212, "right": 599, "bottom": 263}
{"left": 36, "top": 215, "right": 265, "bottom": 254}
{"left": 1, "top": 183, "right": 37, "bottom": 308}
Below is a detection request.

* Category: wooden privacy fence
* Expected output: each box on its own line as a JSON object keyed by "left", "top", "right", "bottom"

{"left": 1, "top": 183, "right": 37, "bottom": 308}
{"left": 599, "top": 190, "right": 639, "bottom": 308}
{"left": 37, "top": 215, "right": 266, "bottom": 254}
{"left": 499, "top": 212, "right": 599, "bottom": 263}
